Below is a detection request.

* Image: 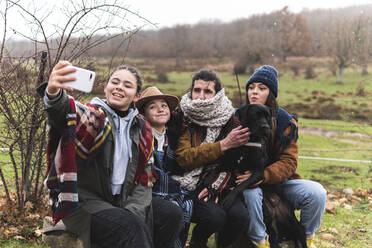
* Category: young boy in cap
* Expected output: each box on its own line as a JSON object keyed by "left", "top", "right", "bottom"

{"left": 137, "top": 86, "right": 192, "bottom": 248}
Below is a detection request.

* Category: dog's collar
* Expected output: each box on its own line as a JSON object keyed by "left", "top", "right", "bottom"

{"left": 244, "top": 142, "right": 262, "bottom": 148}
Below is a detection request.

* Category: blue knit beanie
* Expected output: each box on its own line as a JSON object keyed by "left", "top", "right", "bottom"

{"left": 246, "top": 65, "right": 278, "bottom": 97}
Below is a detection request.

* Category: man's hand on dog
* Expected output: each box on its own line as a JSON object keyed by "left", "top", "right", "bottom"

{"left": 220, "top": 126, "right": 251, "bottom": 152}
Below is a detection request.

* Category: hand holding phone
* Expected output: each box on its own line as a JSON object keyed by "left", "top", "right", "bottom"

{"left": 63, "top": 65, "right": 96, "bottom": 93}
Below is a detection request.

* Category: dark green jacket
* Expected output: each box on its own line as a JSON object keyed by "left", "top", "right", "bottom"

{"left": 43, "top": 90, "right": 153, "bottom": 248}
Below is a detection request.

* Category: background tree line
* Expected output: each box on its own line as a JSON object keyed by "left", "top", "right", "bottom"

{"left": 9, "top": 4, "right": 372, "bottom": 83}
{"left": 123, "top": 4, "right": 372, "bottom": 83}
{"left": 131, "top": 5, "right": 372, "bottom": 68}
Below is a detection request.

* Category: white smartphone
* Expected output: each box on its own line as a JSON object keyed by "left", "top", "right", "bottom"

{"left": 64, "top": 65, "right": 96, "bottom": 93}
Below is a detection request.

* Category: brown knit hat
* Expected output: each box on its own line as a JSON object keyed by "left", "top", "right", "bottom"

{"left": 136, "top": 86, "right": 179, "bottom": 113}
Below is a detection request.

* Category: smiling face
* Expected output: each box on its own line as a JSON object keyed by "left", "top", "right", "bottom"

{"left": 191, "top": 80, "right": 216, "bottom": 100}
{"left": 104, "top": 69, "right": 139, "bottom": 111}
{"left": 247, "top": 82, "right": 270, "bottom": 105}
{"left": 143, "top": 99, "right": 170, "bottom": 132}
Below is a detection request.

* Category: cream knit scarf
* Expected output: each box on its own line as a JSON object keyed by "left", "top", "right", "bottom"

{"left": 172, "top": 88, "right": 234, "bottom": 191}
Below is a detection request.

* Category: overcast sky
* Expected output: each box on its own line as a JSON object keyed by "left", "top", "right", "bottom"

{"left": 123, "top": 0, "right": 372, "bottom": 28}
{"left": 1, "top": 0, "right": 371, "bottom": 40}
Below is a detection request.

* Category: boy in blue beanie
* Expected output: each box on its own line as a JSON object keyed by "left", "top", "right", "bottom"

{"left": 236, "top": 65, "right": 326, "bottom": 248}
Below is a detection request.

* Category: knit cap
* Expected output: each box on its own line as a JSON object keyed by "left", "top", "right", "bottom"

{"left": 246, "top": 65, "right": 278, "bottom": 97}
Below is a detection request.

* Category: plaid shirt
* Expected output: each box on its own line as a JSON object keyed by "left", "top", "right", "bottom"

{"left": 152, "top": 134, "right": 193, "bottom": 248}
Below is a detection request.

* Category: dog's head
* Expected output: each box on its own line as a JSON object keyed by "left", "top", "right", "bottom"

{"left": 239, "top": 104, "right": 271, "bottom": 141}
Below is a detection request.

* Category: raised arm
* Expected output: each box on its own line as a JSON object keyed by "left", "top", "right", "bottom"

{"left": 46, "top": 61, "right": 76, "bottom": 98}
{"left": 43, "top": 61, "right": 77, "bottom": 130}
{"left": 176, "top": 125, "right": 250, "bottom": 170}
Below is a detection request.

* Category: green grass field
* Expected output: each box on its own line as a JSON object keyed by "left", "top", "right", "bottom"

{"left": 72, "top": 57, "right": 372, "bottom": 123}
{"left": 140, "top": 64, "right": 372, "bottom": 124}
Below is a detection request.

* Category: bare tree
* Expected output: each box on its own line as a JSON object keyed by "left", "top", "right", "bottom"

{"left": 353, "top": 15, "right": 372, "bottom": 75}
{"left": 165, "top": 24, "right": 191, "bottom": 67}
{"left": 326, "top": 17, "right": 357, "bottom": 84}
{"left": 0, "top": 0, "right": 151, "bottom": 210}
{"left": 279, "top": 7, "right": 312, "bottom": 62}
{"left": 231, "top": 12, "right": 280, "bottom": 74}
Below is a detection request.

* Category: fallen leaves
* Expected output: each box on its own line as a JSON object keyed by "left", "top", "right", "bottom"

{"left": 325, "top": 201, "right": 336, "bottom": 214}
{"left": 24, "top": 201, "right": 34, "bottom": 211}
{"left": 348, "top": 195, "right": 362, "bottom": 203}
{"left": 34, "top": 228, "right": 42, "bottom": 237}
{"left": 4, "top": 227, "right": 19, "bottom": 236}
{"left": 326, "top": 227, "right": 339, "bottom": 234}
{"left": 325, "top": 187, "right": 371, "bottom": 214}
{"left": 320, "top": 233, "right": 337, "bottom": 241}
{"left": 0, "top": 192, "right": 50, "bottom": 243}
{"left": 14, "top": 235, "right": 26, "bottom": 240}
{"left": 25, "top": 213, "right": 41, "bottom": 220}
{"left": 354, "top": 188, "right": 368, "bottom": 197}
{"left": 343, "top": 203, "right": 353, "bottom": 210}
{"left": 342, "top": 188, "right": 353, "bottom": 195}
{"left": 318, "top": 188, "right": 372, "bottom": 246}
{"left": 317, "top": 228, "right": 342, "bottom": 245}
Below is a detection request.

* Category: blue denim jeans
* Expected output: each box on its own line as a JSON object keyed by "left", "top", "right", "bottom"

{"left": 242, "top": 179, "right": 327, "bottom": 242}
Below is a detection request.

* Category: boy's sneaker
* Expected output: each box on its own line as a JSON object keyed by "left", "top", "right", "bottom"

{"left": 306, "top": 238, "right": 317, "bottom": 248}
{"left": 253, "top": 241, "right": 270, "bottom": 248}
{"left": 252, "top": 236, "right": 270, "bottom": 248}
{"left": 254, "top": 242, "right": 270, "bottom": 248}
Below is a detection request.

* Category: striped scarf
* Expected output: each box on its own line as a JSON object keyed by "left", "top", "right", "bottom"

{"left": 134, "top": 116, "right": 156, "bottom": 187}
{"left": 46, "top": 97, "right": 84, "bottom": 225}
{"left": 46, "top": 97, "right": 154, "bottom": 225}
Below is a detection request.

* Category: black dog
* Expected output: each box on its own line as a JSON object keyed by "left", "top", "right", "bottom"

{"left": 220, "top": 104, "right": 272, "bottom": 210}
{"left": 220, "top": 104, "right": 307, "bottom": 248}
{"left": 261, "top": 185, "right": 307, "bottom": 248}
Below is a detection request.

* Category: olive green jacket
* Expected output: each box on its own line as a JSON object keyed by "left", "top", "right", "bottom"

{"left": 43, "top": 89, "right": 153, "bottom": 248}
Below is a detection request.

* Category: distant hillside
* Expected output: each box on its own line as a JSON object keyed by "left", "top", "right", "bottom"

{"left": 4, "top": 4, "right": 372, "bottom": 61}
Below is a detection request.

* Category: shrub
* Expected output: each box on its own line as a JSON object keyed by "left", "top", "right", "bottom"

{"left": 233, "top": 62, "right": 247, "bottom": 75}
{"left": 290, "top": 65, "right": 299, "bottom": 76}
{"left": 305, "top": 65, "right": 316, "bottom": 79}
{"left": 356, "top": 82, "right": 367, "bottom": 96}
{"left": 156, "top": 72, "right": 169, "bottom": 83}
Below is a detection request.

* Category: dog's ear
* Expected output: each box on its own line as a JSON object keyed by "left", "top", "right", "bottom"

{"left": 238, "top": 104, "right": 250, "bottom": 127}
{"left": 243, "top": 104, "right": 263, "bottom": 129}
